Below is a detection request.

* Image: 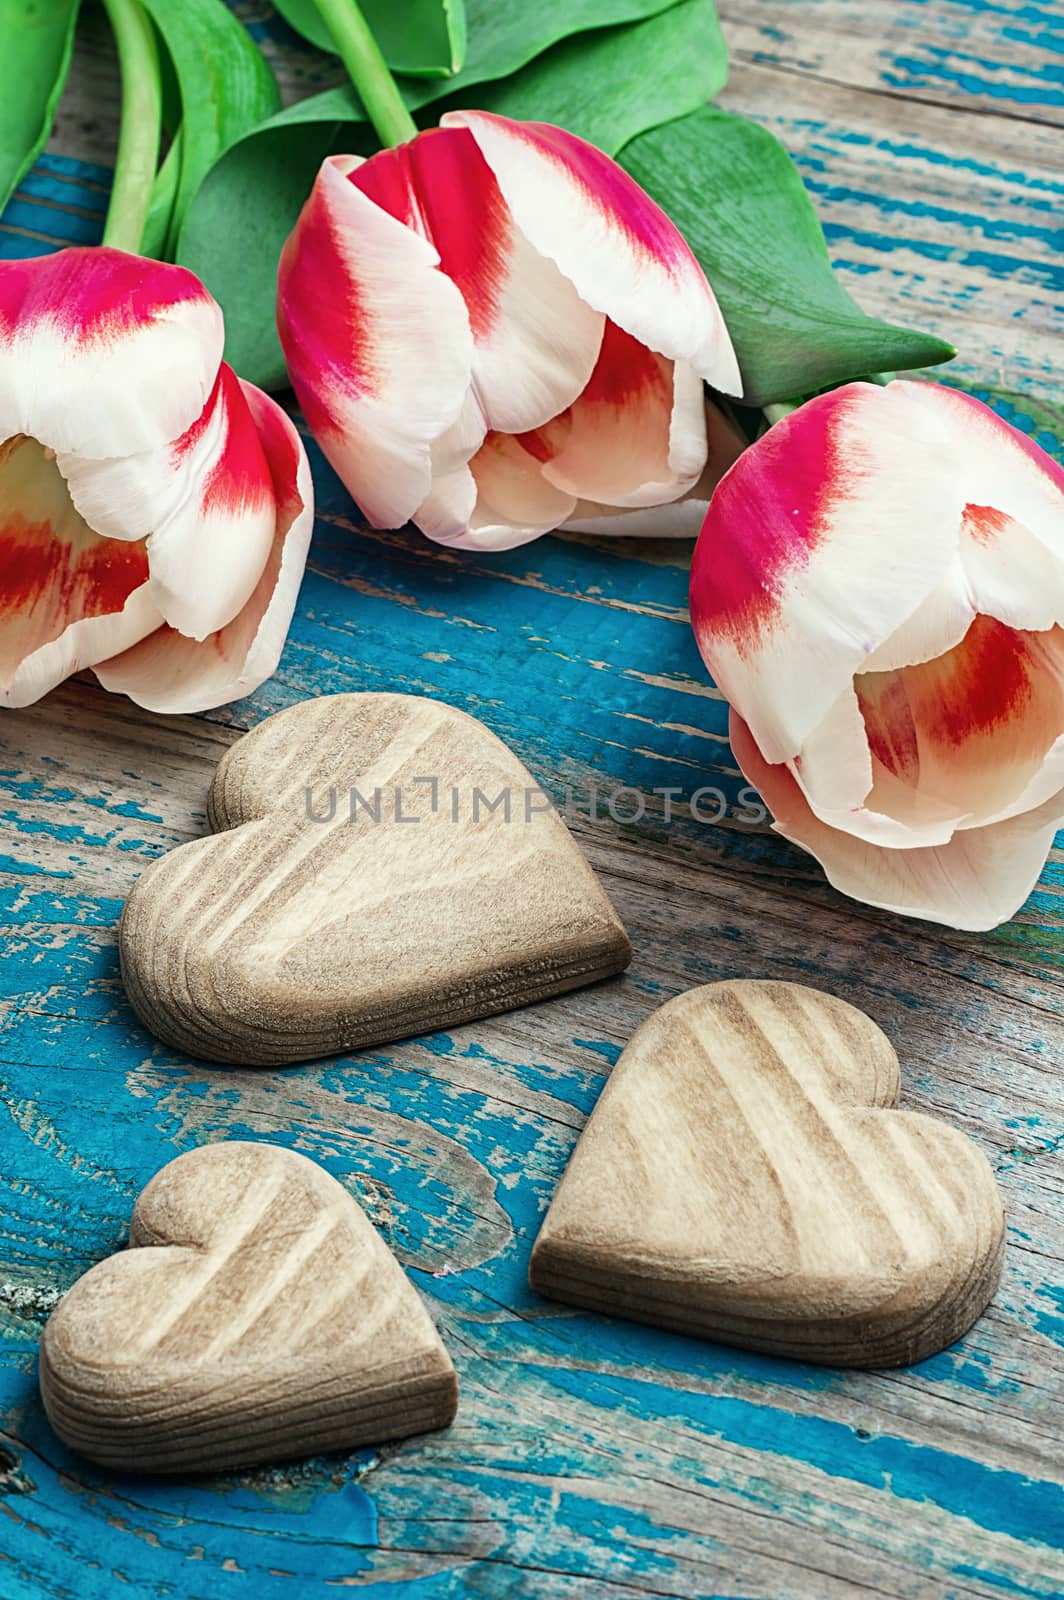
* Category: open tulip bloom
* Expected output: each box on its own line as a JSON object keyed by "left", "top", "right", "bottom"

{"left": 690, "top": 380, "right": 1064, "bottom": 932}
{"left": 0, "top": 248, "right": 313, "bottom": 711}
{"left": 278, "top": 111, "right": 742, "bottom": 552}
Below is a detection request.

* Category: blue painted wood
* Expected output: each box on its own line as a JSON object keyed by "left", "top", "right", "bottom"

{"left": 0, "top": 4, "right": 1062, "bottom": 1597}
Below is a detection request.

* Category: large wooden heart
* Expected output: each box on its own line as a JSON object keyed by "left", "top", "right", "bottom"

{"left": 120, "top": 692, "right": 630, "bottom": 1065}
{"left": 530, "top": 981, "right": 1005, "bottom": 1366}
{"left": 39, "top": 1143, "right": 458, "bottom": 1473}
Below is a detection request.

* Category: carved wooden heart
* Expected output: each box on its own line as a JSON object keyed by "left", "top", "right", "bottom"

{"left": 530, "top": 981, "right": 1005, "bottom": 1366}
{"left": 39, "top": 1143, "right": 458, "bottom": 1473}
{"left": 120, "top": 692, "right": 630, "bottom": 1065}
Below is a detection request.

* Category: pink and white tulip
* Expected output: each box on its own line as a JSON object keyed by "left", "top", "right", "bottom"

{"left": 690, "top": 380, "right": 1064, "bottom": 931}
{"left": 277, "top": 111, "right": 741, "bottom": 551}
{"left": 0, "top": 247, "right": 313, "bottom": 712}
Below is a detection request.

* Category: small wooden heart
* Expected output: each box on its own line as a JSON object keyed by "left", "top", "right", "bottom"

{"left": 530, "top": 981, "right": 1005, "bottom": 1366}
{"left": 120, "top": 692, "right": 630, "bottom": 1065}
{"left": 39, "top": 1142, "right": 458, "bottom": 1474}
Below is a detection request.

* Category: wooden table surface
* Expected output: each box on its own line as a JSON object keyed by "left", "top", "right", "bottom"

{"left": 1, "top": 3, "right": 1062, "bottom": 1596}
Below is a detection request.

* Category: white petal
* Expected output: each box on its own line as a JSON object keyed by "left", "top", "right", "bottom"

{"left": 733, "top": 712, "right": 1064, "bottom": 932}
{"left": 0, "top": 248, "right": 222, "bottom": 458}
{"left": 444, "top": 111, "right": 740, "bottom": 394}
{"left": 95, "top": 387, "right": 313, "bottom": 712}
{"left": 60, "top": 365, "right": 277, "bottom": 638}
{"left": 277, "top": 154, "right": 473, "bottom": 529}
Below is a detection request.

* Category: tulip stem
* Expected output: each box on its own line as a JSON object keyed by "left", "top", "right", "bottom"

{"left": 310, "top": 0, "right": 418, "bottom": 147}
{"left": 100, "top": 0, "right": 163, "bottom": 254}
{"left": 762, "top": 401, "right": 803, "bottom": 426}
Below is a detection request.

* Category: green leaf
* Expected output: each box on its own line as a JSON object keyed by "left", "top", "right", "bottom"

{"left": 621, "top": 107, "right": 954, "bottom": 405}
{"left": 0, "top": 0, "right": 81, "bottom": 216}
{"left": 178, "top": 0, "right": 725, "bottom": 389}
{"left": 272, "top": 0, "right": 467, "bottom": 79}
{"left": 433, "top": 0, "right": 726, "bottom": 152}
{"left": 139, "top": 0, "right": 281, "bottom": 252}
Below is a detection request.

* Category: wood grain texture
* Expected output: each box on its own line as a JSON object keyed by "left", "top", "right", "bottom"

{"left": 119, "top": 692, "right": 630, "bottom": 1065}
{"left": 532, "top": 980, "right": 1006, "bottom": 1366}
{"left": 39, "top": 1142, "right": 458, "bottom": 1473}
{"left": 0, "top": 2, "right": 1061, "bottom": 1597}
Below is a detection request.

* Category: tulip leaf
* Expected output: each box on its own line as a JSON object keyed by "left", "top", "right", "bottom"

{"left": 433, "top": 0, "right": 726, "bottom": 152}
{"left": 0, "top": 0, "right": 81, "bottom": 217}
{"left": 271, "top": 0, "right": 467, "bottom": 79}
{"left": 139, "top": 0, "right": 281, "bottom": 252}
{"left": 621, "top": 107, "right": 955, "bottom": 405}
{"left": 178, "top": 0, "right": 727, "bottom": 390}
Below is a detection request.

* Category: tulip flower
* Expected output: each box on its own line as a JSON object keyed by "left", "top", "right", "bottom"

{"left": 277, "top": 111, "right": 741, "bottom": 551}
{"left": 690, "top": 380, "right": 1064, "bottom": 931}
{"left": 0, "top": 247, "right": 313, "bottom": 712}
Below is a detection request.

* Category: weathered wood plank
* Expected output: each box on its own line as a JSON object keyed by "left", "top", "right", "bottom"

{"left": 719, "top": 62, "right": 1064, "bottom": 403}
{"left": 718, "top": 0, "right": 1064, "bottom": 128}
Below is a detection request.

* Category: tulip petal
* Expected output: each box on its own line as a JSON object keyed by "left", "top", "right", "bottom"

{"left": 856, "top": 617, "right": 1064, "bottom": 828}
{"left": 277, "top": 155, "right": 473, "bottom": 529}
{"left": 421, "top": 429, "right": 576, "bottom": 552}
{"left": 732, "top": 711, "right": 1064, "bottom": 932}
{"left": 413, "top": 391, "right": 483, "bottom": 544}
{"left": 59, "top": 364, "right": 277, "bottom": 639}
{"left": 0, "top": 434, "right": 161, "bottom": 707}
{"left": 526, "top": 323, "right": 706, "bottom": 510}
{"left": 565, "top": 401, "right": 747, "bottom": 536}
{"left": 0, "top": 248, "right": 223, "bottom": 458}
{"left": 691, "top": 382, "right": 968, "bottom": 763}
{"left": 795, "top": 683, "right": 970, "bottom": 849}
{"left": 94, "top": 387, "right": 313, "bottom": 713}
{"left": 959, "top": 503, "right": 1064, "bottom": 633}
{"left": 919, "top": 383, "right": 1064, "bottom": 564}
{"left": 354, "top": 127, "right": 606, "bottom": 437}
{"left": 444, "top": 111, "right": 740, "bottom": 396}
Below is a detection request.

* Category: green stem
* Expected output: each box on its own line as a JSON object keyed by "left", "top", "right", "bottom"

{"left": 141, "top": 127, "right": 183, "bottom": 261}
{"left": 311, "top": 0, "right": 417, "bottom": 147}
{"left": 101, "top": 0, "right": 163, "bottom": 252}
{"left": 762, "top": 400, "right": 803, "bottom": 427}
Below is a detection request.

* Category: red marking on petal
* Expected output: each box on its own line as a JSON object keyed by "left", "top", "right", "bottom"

{"left": 579, "top": 320, "right": 669, "bottom": 411}
{"left": 513, "top": 323, "right": 663, "bottom": 467}
{"left": 962, "top": 503, "right": 1010, "bottom": 544}
{"left": 0, "top": 434, "right": 149, "bottom": 682}
{"left": 922, "top": 615, "right": 1035, "bottom": 746}
{"left": 353, "top": 128, "right": 511, "bottom": 341}
{"left": 513, "top": 426, "right": 556, "bottom": 464}
{"left": 856, "top": 673, "right": 921, "bottom": 781}
{"left": 691, "top": 388, "right": 852, "bottom": 653}
{"left": 479, "top": 116, "right": 693, "bottom": 278}
{"left": 0, "top": 517, "right": 148, "bottom": 616}
{"left": 855, "top": 615, "right": 1064, "bottom": 825}
{"left": 0, "top": 247, "right": 212, "bottom": 348}
{"left": 278, "top": 173, "right": 379, "bottom": 441}
{"left": 170, "top": 365, "right": 274, "bottom": 519}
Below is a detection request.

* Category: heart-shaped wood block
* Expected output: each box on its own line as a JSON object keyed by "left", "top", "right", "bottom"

{"left": 530, "top": 981, "right": 1005, "bottom": 1366}
{"left": 120, "top": 692, "right": 630, "bottom": 1065}
{"left": 39, "top": 1142, "right": 458, "bottom": 1473}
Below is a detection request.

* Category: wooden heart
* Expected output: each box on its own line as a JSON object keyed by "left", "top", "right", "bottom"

{"left": 120, "top": 692, "right": 630, "bottom": 1065}
{"left": 39, "top": 1142, "right": 458, "bottom": 1473}
{"left": 530, "top": 981, "right": 1005, "bottom": 1367}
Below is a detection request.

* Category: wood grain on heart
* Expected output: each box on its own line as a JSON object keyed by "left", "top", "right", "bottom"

{"left": 39, "top": 1142, "right": 458, "bottom": 1473}
{"left": 530, "top": 981, "right": 1005, "bottom": 1367}
{"left": 120, "top": 693, "right": 631, "bottom": 1065}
